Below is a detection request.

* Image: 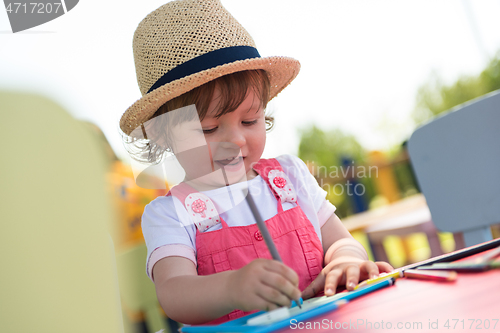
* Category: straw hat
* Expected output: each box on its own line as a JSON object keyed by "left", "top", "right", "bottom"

{"left": 120, "top": 0, "right": 300, "bottom": 136}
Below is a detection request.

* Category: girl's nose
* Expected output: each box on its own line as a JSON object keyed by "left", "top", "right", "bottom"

{"left": 222, "top": 127, "right": 246, "bottom": 148}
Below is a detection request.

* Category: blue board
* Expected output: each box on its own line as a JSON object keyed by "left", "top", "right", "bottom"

{"left": 180, "top": 278, "right": 395, "bottom": 333}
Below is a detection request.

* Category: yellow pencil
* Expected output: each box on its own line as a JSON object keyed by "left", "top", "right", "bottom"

{"left": 354, "top": 270, "right": 403, "bottom": 290}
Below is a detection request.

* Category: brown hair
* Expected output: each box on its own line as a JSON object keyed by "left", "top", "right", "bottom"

{"left": 124, "top": 70, "right": 272, "bottom": 164}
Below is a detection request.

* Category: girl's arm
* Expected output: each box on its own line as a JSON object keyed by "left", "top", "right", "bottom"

{"left": 301, "top": 213, "right": 393, "bottom": 299}
{"left": 153, "top": 256, "right": 301, "bottom": 325}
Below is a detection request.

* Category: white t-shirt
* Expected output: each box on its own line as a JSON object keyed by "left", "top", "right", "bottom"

{"left": 142, "top": 154, "right": 336, "bottom": 280}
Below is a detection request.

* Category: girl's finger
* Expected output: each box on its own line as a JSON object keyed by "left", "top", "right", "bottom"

{"left": 375, "top": 261, "right": 394, "bottom": 273}
{"left": 324, "top": 268, "right": 343, "bottom": 296}
{"left": 344, "top": 264, "right": 361, "bottom": 290}
{"left": 247, "top": 293, "right": 281, "bottom": 312}
{"left": 257, "top": 283, "right": 294, "bottom": 308}
{"left": 265, "top": 260, "right": 299, "bottom": 287}
{"left": 360, "top": 260, "right": 380, "bottom": 279}
{"left": 261, "top": 271, "right": 301, "bottom": 304}
{"left": 301, "top": 271, "right": 326, "bottom": 300}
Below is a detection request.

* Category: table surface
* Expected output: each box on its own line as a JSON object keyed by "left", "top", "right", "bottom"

{"left": 278, "top": 245, "right": 500, "bottom": 333}
{"left": 341, "top": 194, "right": 429, "bottom": 233}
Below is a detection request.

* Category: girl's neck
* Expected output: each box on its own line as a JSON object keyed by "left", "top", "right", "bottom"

{"left": 183, "top": 168, "right": 259, "bottom": 192}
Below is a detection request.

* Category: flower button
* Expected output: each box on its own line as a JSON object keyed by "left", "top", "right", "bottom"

{"left": 192, "top": 199, "right": 206, "bottom": 218}
{"left": 273, "top": 176, "right": 287, "bottom": 188}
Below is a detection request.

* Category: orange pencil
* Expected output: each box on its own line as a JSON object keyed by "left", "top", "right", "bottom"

{"left": 404, "top": 269, "right": 457, "bottom": 282}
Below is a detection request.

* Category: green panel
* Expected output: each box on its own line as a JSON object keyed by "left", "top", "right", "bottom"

{"left": 0, "top": 92, "right": 123, "bottom": 333}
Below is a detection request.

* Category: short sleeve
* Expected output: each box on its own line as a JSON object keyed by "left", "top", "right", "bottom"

{"left": 141, "top": 195, "right": 197, "bottom": 280}
{"left": 317, "top": 200, "right": 337, "bottom": 227}
{"left": 147, "top": 244, "right": 196, "bottom": 281}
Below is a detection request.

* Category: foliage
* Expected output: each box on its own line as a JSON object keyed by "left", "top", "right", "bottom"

{"left": 413, "top": 54, "right": 500, "bottom": 125}
{"left": 297, "top": 126, "right": 371, "bottom": 218}
{"left": 297, "top": 126, "right": 366, "bottom": 168}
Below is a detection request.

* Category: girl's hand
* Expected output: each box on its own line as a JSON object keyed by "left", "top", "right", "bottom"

{"left": 301, "top": 258, "right": 393, "bottom": 299}
{"left": 227, "top": 258, "right": 302, "bottom": 312}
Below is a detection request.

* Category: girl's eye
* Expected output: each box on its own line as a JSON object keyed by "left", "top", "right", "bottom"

{"left": 202, "top": 127, "right": 217, "bottom": 134}
{"left": 242, "top": 120, "right": 258, "bottom": 126}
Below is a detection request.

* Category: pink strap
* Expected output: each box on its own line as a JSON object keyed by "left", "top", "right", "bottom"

{"left": 253, "top": 158, "right": 285, "bottom": 212}
{"left": 252, "top": 158, "right": 283, "bottom": 185}
{"left": 166, "top": 181, "right": 198, "bottom": 202}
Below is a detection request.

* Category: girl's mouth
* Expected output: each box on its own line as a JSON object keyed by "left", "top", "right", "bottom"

{"left": 215, "top": 156, "right": 243, "bottom": 167}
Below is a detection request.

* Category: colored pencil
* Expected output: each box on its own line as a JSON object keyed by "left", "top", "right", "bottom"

{"left": 403, "top": 269, "right": 457, "bottom": 281}
{"left": 418, "top": 261, "right": 500, "bottom": 272}
{"left": 244, "top": 190, "right": 301, "bottom": 308}
{"left": 400, "top": 238, "right": 500, "bottom": 270}
{"left": 354, "top": 270, "right": 403, "bottom": 290}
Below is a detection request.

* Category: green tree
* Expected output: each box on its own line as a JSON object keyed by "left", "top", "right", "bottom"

{"left": 297, "top": 126, "right": 374, "bottom": 218}
{"left": 413, "top": 54, "right": 500, "bottom": 125}
{"left": 298, "top": 126, "right": 366, "bottom": 168}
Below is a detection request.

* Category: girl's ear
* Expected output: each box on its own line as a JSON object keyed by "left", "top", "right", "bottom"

{"left": 164, "top": 135, "right": 175, "bottom": 154}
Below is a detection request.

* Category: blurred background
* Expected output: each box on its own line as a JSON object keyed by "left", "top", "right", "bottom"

{"left": 1, "top": 0, "right": 500, "bottom": 332}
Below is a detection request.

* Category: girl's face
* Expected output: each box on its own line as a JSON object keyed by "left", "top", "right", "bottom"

{"left": 170, "top": 87, "right": 266, "bottom": 188}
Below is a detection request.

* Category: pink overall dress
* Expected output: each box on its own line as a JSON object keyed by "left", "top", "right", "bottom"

{"left": 167, "top": 158, "right": 324, "bottom": 325}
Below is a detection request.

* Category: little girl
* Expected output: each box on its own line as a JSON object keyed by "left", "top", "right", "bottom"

{"left": 120, "top": 0, "right": 393, "bottom": 325}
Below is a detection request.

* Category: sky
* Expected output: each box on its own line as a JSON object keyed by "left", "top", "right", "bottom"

{"left": 1, "top": 0, "right": 500, "bottom": 163}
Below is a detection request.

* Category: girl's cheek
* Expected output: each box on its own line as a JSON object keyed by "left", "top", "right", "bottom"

{"left": 207, "top": 141, "right": 214, "bottom": 161}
